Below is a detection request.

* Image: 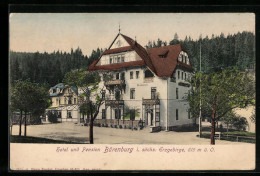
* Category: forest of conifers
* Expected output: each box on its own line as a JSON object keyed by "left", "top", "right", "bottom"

{"left": 10, "top": 31, "right": 255, "bottom": 87}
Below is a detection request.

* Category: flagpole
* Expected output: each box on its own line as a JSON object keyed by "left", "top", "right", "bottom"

{"left": 199, "top": 41, "right": 202, "bottom": 137}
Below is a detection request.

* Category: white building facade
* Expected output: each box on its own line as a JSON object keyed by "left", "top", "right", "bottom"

{"left": 46, "top": 83, "right": 81, "bottom": 123}
{"left": 87, "top": 32, "right": 195, "bottom": 131}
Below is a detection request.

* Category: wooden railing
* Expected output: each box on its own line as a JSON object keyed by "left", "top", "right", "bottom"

{"left": 104, "top": 80, "right": 125, "bottom": 86}
{"left": 105, "top": 100, "right": 124, "bottom": 106}
{"left": 142, "top": 98, "right": 160, "bottom": 105}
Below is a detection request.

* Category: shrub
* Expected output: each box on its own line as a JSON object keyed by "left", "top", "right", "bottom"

{"left": 47, "top": 111, "right": 58, "bottom": 123}
{"left": 233, "top": 117, "right": 248, "bottom": 131}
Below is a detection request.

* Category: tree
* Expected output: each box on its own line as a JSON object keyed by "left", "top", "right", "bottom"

{"left": 63, "top": 69, "right": 107, "bottom": 144}
{"left": 220, "top": 110, "right": 239, "bottom": 133}
{"left": 188, "top": 69, "right": 255, "bottom": 144}
{"left": 169, "top": 33, "right": 179, "bottom": 45}
{"left": 232, "top": 116, "right": 248, "bottom": 131}
{"left": 46, "top": 111, "right": 58, "bottom": 123}
{"left": 10, "top": 80, "right": 51, "bottom": 136}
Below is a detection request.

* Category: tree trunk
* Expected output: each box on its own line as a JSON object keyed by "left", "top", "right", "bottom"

{"left": 19, "top": 110, "right": 22, "bottom": 136}
{"left": 89, "top": 118, "right": 94, "bottom": 144}
{"left": 211, "top": 96, "right": 217, "bottom": 145}
{"left": 227, "top": 123, "right": 229, "bottom": 138}
{"left": 24, "top": 111, "right": 27, "bottom": 136}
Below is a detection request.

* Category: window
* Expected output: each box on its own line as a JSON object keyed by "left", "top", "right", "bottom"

{"left": 115, "top": 90, "right": 120, "bottom": 100}
{"left": 115, "top": 109, "right": 121, "bottom": 119}
{"left": 130, "top": 88, "right": 135, "bottom": 99}
{"left": 102, "top": 109, "right": 106, "bottom": 119}
{"left": 64, "top": 97, "right": 67, "bottom": 104}
{"left": 58, "top": 111, "right": 61, "bottom": 118}
{"left": 144, "top": 70, "right": 154, "bottom": 78}
{"left": 68, "top": 98, "right": 72, "bottom": 104}
{"left": 74, "top": 98, "right": 76, "bottom": 104}
{"left": 178, "top": 71, "right": 180, "bottom": 79}
{"left": 176, "top": 88, "right": 179, "bottom": 99}
{"left": 151, "top": 87, "right": 156, "bottom": 99}
{"left": 110, "top": 57, "right": 113, "bottom": 64}
{"left": 136, "top": 71, "right": 139, "bottom": 79}
{"left": 67, "top": 111, "right": 72, "bottom": 118}
{"left": 188, "top": 110, "right": 191, "bottom": 119}
{"left": 182, "top": 55, "right": 184, "bottom": 62}
{"left": 121, "top": 72, "right": 125, "bottom": 80}
{"left": 53, "top": 89, "right": 56, "bottom": 93}
{"left": 185, "top": 73, "right": 186, "bottom": 80}
{"left": 130, "top": 71, "right": 133, "bottom": 79}
{"left": 116, "top": 73, "right": 120, "bottom": 80}
{"left": 101, "top": 90, "right": 106, "bottom": 99}
{"left": 130, "top": 109, "right": 135, "bottom": 120}
{"left": 181, "top": 72, "right": 183, "bottom": 80}
{"left": 59, "top": 99, "right": 60, "bottom": 105}
{"left": 117, "top": 56, "right": 120, "bottom": 63}
{"left": 185, "top": 56, "right": 187, "bottom": 64}
{"left": 176, "top": 109, "right": 179, "bottom": 120}
{"left": 155, "top": 112, "right": 160, "bottom": 122}
{"left": 56, "top": 98, "right": 58, "bottom": 105}
{"left": 121, "top": 55, "right": 125, "bottom": 62}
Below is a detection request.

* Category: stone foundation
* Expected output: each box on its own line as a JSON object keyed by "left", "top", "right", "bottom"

{"left": 93, "top": 119, "right": 140, "bottom": 127}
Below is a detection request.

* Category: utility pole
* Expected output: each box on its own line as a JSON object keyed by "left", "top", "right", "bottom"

{"left": 199, "top": 41, "right": 202, "bottom": 137}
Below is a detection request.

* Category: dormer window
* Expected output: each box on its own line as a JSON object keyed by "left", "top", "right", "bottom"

{"left": 158, "top": 51, "right": 169, "bottom": 58}
{"left": 53, "top": 89, "right": 56, "bottom": 93}
{"left": 144, "top": 69, "right": 154, "bottom": 78}
{"left": 121, "top": 55, "right": 125, "bottom": 62}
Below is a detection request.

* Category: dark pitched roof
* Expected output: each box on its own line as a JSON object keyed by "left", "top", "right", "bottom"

{"left": 87, "top": 33, "right": 192, "bottom": 77}
{"left": 51, "top": 83, "right": 64, "bottom": 90}
{"left": 121, "top": 34, "right": 157, "bottom": 74}
{"left": 147, "top": 44, "right": 192, "bottom": 77}
{"left": 50, "top": 83, "right": 78, "bottom": 97}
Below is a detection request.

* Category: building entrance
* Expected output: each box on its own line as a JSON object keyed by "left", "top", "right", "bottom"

{"left": 145, "top": 109, "right": 154, "bottom": 126}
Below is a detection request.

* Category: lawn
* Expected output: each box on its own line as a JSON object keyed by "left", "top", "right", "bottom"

{"left": 222, "top": 131, "right": 255, "bottom": 137}
{"left": 199, "top": 131, "right": 255, "bottom": 143}
{"left": 10, "top": 135, "right": 82, "bottom": 144}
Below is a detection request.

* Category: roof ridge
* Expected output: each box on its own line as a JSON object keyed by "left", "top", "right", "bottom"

{"left": 121, "top": 34, "right": 157, "bottom": 74}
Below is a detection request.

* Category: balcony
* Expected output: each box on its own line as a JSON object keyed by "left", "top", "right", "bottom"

{"left": 142, "top": 98, "right": 160, "bottom": 105}
{"left": 178, "top": 81, "right": 190, "bottom": 87}
{"left": 104, "top": 79, "right": 125, "bottom": 86}
{"left": 105, "top": 100, "right": 124, "bottom": 106}
{"left": 104, "top": 79, "right": 126, "bottom": 93}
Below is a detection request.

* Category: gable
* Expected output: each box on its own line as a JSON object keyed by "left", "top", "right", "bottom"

{"left": 110, "top": 34, "right": 130, "bottom": 49}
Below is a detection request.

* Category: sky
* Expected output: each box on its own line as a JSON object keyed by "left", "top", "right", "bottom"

{"left": 9, "top": 13, "right": 255, "bottom": 57}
